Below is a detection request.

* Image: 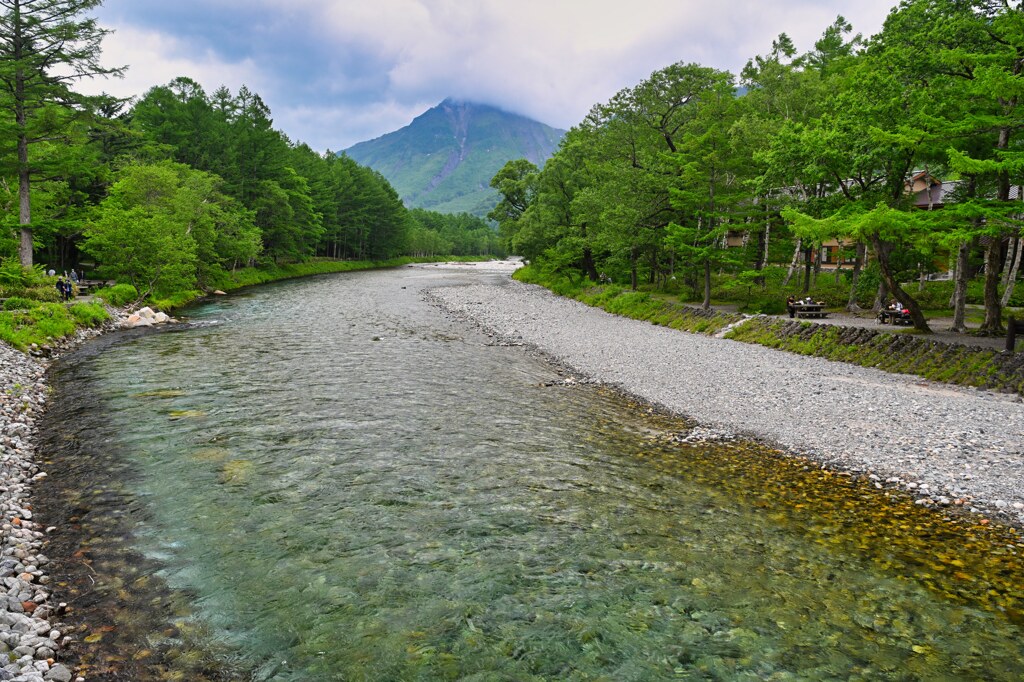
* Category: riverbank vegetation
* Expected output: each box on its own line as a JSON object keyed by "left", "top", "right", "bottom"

{"left": 491, "top": 1, "right": 1024, "bottom": 337}
{"left": 0, "top": 2, "right": 503, "bottom": 314}
{"left": 0, "top": 299, "right": 109, "bottom": 350}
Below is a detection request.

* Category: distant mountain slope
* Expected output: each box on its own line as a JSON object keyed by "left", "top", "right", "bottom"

{"left": 343, "top": 99, "right": 565, "bottom": 216}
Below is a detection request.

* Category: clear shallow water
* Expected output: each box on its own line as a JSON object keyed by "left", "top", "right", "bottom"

{"left": 38, "top": 267, "right": 1024, "bottom": 681}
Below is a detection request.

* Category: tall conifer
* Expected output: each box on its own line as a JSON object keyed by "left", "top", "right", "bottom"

{"left": 0, "top": 0, "right": 121, "bottom": 266}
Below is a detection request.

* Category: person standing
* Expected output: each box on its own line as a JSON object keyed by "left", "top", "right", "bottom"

{"left": 786, "top": 295, "right": 796, "bottom": 319}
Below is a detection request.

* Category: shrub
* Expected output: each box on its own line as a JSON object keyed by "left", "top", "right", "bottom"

{"left": 911, "top": 281, "right": 955, "bottom": 309}
{"left": 739, "top": 297, "right": 786, "bottom": 315}
{"left": 0, "top": 260, "right": 48, "bottom": 290}
{"left": 94, "top": 283, "right": 139, "bottom": 307}
{"left": 0, "top": 304, "right": 76, "bottom": 349}
{"left": 24, "top": 285, "right": 62, "bottom": 303}
{"left": 1008, "top": 283, "right": 1024, "bottom": 308}
{"left": 147, "top": 290, "right": 201, "bottom": 311}
{"left": 69, "top": 303, "right": 109, "bottom": 327}
{"left": 3, "top": 297, "right": 38, "bottom": 311}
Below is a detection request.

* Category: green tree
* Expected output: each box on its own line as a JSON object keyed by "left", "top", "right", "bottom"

{"left": 665, "top": 74, "right": 748, "bottom": 308}
{"left": 488, "top": 158, "right": 538, "bottom": 251}
{"left": 0, "top": 0, "right": 122, "bottom": 267}
{"left": 83, "top": 162, "right": 258, "bottom": 297}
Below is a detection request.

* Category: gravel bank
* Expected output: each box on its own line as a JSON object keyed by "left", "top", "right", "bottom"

{"left": 1, "top": 321, "right": 123, "bottom": 682}
{"left": 0, "top": 343, "right": 75, "bottom": 682}
{"left": 427, "top": 277, "right": 1024, "bottom": 526}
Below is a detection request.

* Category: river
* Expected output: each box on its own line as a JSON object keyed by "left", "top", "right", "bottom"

{"left": 35, "top": 265, "right": 1024, "bottom": 680}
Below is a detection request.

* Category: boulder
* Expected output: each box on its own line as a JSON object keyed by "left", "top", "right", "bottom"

{"left": 123, "top": 314, "right": 153, "bottom": 328}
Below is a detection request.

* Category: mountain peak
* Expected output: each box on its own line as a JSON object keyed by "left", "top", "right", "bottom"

{"left": 344, "top": 101, "right": 565, "bottom": 216}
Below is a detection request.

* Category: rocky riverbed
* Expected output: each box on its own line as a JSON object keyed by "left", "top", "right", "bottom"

{"left": 0, "top": 310, "right": 157, "bottom": 682}
{"left": 427, "top": 276, "right": 1024, "bottom": 528}
{"left": 1, "top": 341, "right": 77, "bottom": 682}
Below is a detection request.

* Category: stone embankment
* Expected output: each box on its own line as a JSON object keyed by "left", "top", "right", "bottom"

{"left": 428, "top": 279, "right": 1024, "bottom": 528}
{"left": 728, "top": 316, "right": 1024, "bottom": 396}
{"left": 0, "top": 306, "right": 175, "bottom": 682}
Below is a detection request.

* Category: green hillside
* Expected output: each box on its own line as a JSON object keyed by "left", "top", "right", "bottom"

{"left": 343, "top": 99, "right": 564, "bottom": 216}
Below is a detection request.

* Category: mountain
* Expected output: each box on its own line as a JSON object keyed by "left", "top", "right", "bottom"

{"left": 343, "top": 98, "right": 565, "bottom": 216}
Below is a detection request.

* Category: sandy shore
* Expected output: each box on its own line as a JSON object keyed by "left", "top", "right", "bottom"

{"left": 424, "top": 270, "right": 1024, "bottom": 529}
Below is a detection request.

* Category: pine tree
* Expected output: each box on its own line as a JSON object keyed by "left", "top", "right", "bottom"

{"left": 0, "top": 0, "right": 122, "bottom": 266}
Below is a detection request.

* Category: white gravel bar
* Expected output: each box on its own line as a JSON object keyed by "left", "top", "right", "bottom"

{"left": 427, "top": 275, "right": 1024, "bottom": 524}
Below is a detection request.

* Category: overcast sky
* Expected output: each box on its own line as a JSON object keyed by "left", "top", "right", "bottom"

{"left": 82, "top": 0, "right": 898, "bottom": 153}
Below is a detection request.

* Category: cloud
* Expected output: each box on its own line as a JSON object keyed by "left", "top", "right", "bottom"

{"left": 84, "top": 0, "right": 897, "bottom": 151}
{"left": 79, "top": 23, "right": 269, "bottom": 105}
{"left": 279, "top": 99, "right": 438, "bottom": 152}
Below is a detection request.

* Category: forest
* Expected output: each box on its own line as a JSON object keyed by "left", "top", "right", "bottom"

{"left": 0, "top": 1, "right": 501, "bottom": 309}
{"left": 489, "top": 0, "right": 1024, "bottom": 335}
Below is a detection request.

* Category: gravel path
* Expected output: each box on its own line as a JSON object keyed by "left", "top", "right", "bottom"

{"left": 775, "top": 308, "right": 1016, "bottom": 352}
{"left": 427, "top": 274, "right": 1024, "bottom": 525}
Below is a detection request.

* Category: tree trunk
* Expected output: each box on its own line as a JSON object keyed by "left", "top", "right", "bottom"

{"left": 782, "top": 238, "right": 801, "bottom": 287}
{"left": 950, "top": 240, "right": 970, "bottom": 334}
{"left": 802, "top": 245, "right": 812, "bottom": 294}
{"left": 702, "top": 258, "right": 712, "bottom": 310}
{"left": 754, "top": 210, "right": 769, "bottom": 288}
{"left": 979, "top": 235, "right": 1004, "bottom": 333}
{"left": 17, "top": 128, "right": 32, "bottom": 267}
{"left": 873, "top": 280, "right": 888, "bottom": 312}
{"left": 1001, "top": 235, "right": 1018, "bottom": 287}
{"left": 630, "top": 249, "right": 638, "bottom": 291}
{"left": 871, "top": 234, "right": 930, "bottom": 332}
{"left": 845, "top": 242, "right": 865, "bottom": 312}
{"left": 762, "top": 216, "right": 771, "bottom": 271}
{"left": 582, "top": 247, "right": 600, "bottom": 282}
{"left": 1001, "top": 235, "right": 1022, "bottom": 308}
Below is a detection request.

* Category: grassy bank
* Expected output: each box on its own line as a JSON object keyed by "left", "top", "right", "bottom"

{"left": 0, "top": 300, "right": 110, "bottom": 350}
{"left": 513, "top": 264, "right": 1024, "bottom": 396}
{"left": 514, "top": 265, "right": 744, "bottom": 335}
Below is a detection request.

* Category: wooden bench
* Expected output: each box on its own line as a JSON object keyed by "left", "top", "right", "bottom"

{"left": 878, "top": 309, "right": 913, "bottom": 326}
{"left": 793, "top": 304, "right": 829, "bottom": 319}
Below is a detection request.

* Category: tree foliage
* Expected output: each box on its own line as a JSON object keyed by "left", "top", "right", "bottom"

{"left": 82, "top": 161, "right": 260, "bottom": 298}
{"left": 496, "top": 3, "right": 1024, "bottom": 334}
{"left": 1, "top": 66, "right": 503, "bottom": 299}
{"left": 0, "top": 0, "right": 123, "bottom": 266}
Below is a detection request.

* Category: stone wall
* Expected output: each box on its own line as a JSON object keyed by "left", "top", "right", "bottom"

{"left": 725, "top": 317, "right": 1024, "bottom": 396}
